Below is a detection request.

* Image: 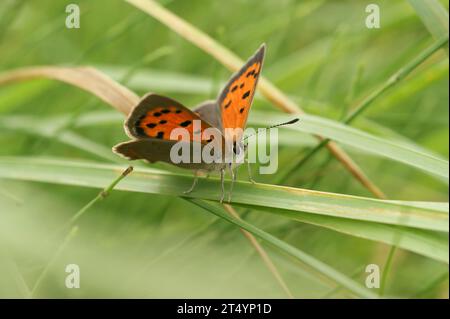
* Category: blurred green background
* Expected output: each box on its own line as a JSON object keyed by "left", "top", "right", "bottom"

{"left": 0, "top": 0, "right": 448, "bottom": 298}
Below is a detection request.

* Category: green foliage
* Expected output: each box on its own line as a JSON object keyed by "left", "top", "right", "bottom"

{"left": 0, "top": 0, "right": 448, "bottom": 298}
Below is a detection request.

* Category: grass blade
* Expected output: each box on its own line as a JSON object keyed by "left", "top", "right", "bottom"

{"left": 187, "top": 198, "right": 378, "bottom": 298}
{"left": 0, "top": 66, "right": 139, "bottom": 114}
{"left": 251, "top": 112, "right": 449, "bottom": 180}
{"left": 264, "top": 207, "right": 448, "bottom": 263}
{"left": 274, "top": 35, "right": 449, "bottom": 182}
{"left": 0, "top": 157, "right": 447, "bottom": 232}
{"left": 409, "top": 0, "right": 449, "bottom": 55}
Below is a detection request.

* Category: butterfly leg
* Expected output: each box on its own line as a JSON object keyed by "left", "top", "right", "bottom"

{"left": 183, "top": 170, "right": 199, "bottom": 195}
{"left": 246, "top": 159, "right": 256, "bottom": 184}
{"left": 220, "top": 168, "right": 225, "bottom": 203}
{"left": 227, "top": 163, "right": 237, "bottom": 203}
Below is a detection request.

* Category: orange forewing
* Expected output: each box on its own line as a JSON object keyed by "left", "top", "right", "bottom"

{"left": 126, "top": 94, "right": 218, "bottom": 144}
{"left": 134, "top": 105, "right": 211, "bottom": 142}
{"left": 218, "top": 44, "right": 265, "bottom": 139}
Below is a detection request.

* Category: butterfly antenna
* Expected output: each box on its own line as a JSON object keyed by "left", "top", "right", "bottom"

{"left": 243, "top": 118, "right": 299, "bottom": 142}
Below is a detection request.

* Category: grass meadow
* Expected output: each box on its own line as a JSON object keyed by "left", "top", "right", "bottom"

{"left": 0, "top": 0, "right": 448, "bottom": 298}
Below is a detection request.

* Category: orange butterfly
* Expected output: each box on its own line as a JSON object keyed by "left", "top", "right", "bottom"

{"left": 114, "top": 45, "right": 266, "bottom": 202}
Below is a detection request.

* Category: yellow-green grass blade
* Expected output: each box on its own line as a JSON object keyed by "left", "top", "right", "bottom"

{"left": 250, "top": 112, "right": 449, "bottom": 181}
{"left": 251, "top": 206, "right": 448, "bottom": 264}
{"left": 409, "top": 0, "right": 449, "bottom": 55}
{"left": 186, "top": 198, "right": 378, "bottom": 299}
{"left": 0, "top": 157, "right": 447, "bottom": 233}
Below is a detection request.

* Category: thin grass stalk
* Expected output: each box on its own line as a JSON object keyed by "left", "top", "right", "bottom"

{"left": 223, "top": 203, "right": 294, "bottom": 298}
{"left": 30, "top": 226, "right": 78, "bottom": 297}
{"left": 413, "top": 271, "right": 449, "bottom": 298}
{"left": 64, "top": 166, "right": 133, "bottom": 228}
{"left": 408, "top": 0, "right": 449, "bottom": 55}
{"left": 1, "top": 254, "right": 31, "bottom": 298}
{"left": 321, "top": 267, "right": 364, "bottom": 298}
{"left": 281, "top": 36, "right": 448, "bottom": 289}
{"left": 281, "top": 35, "right": 449, "bottom": 185}
{"left": 188, "top": 198, "right": 378, "bottom": 299}
{"left": 379, "top": 246, "right": 397, "bottom": 297}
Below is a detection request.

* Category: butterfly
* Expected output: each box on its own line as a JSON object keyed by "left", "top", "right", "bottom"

{"left": 113, "top": 44, "right": 266, "bottom": 202}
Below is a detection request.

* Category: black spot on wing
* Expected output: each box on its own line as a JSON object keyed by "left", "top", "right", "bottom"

{"left": 175, "top": 109, "right": 182, "bottom": 114}
{"left": 231, "top": 85, "right": 238, "bottom": 92}
{"left": 180, "top": 120, "right": 192, "bottom": 127}
{"left": 153, "top": 112, "right": 162, "bottom": 117}
{"left": 239, "top": 107, "right": 244, "bottom": 113}
{"left": 242, "top": 91, "right": 251, "bottom": 99}
{"left": 246, "top": 70, "right": 255, "bottom": 77}
{"left": 146, "top": 123, "right": 157, "bottom": 128}
{"left": 156, "top": 131, "right": 164, "bottom": 139}
{"left": 224, "top": 100, "right": 231, "bottom": 109}
{"left": 161, "top": 109, "right": 170, "bottom": 114}
{"left": 159, "top": 120, "right": 167, "bottom": 124}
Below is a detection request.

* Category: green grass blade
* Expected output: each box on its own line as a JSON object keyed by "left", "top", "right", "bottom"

{"left": 99, "top": 65, "right": 214, "bottom": 95}
{"left": 0, "top": 116, "right": 120, "bottom": 163}
{"left": 0, "top": 156, "right": 447, "bottom": 232}
{"left": 409, "top": 0, "right": 449, "bottom": 55}
{"left": 250, "top": 112, "right": 449, "bottom": 180}
{"left": 260, "top": 207, "right": 448, "bottom": 263}
{"left": 186, "top": 198, "right": 378, "bottom": 299}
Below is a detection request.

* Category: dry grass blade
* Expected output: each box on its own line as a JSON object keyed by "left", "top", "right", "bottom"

{"left": 124, "top": 0, "right": 386, "bottom": 199}
{"left": 0, "top": 65, "right": 293, "bottom": 298}
{"left": 0, "top": 66, "right": 139, "bottom": 114}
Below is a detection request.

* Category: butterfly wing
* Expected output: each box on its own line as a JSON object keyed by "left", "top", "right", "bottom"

{"left": 113, "top": 138, "right": 179, "bottom": 163}
{"left": 113, "top": 139, "right": 223, "bottom": 170}
{"left": 217, "top": 44, "right": 265, "bottom": 141}
{"left": 193, "top": 100, "right": 221, "bottom": 130}
{"left": 125, "top": 93, "right": 218, "bottom": 143}
{"left": 115, "top": 93, "right": 225, "bottom": 170}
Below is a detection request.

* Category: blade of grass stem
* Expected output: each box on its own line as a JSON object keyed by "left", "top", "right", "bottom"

{"left": 0, "top": 66, "right": 140, "bottom": 114}
{"left": 321, "top": 267, "right": 364, "bottom": 298}
{"left": 187, "top": 198, "right": 378, "bottom": 299}
{"left": 64, "top": 166, "right": 133, "bottom": 229}
{"left": 409, "top": 0, "right": 449, "bottom": 55}
{"left": 222, "top": 203, "right": 294, "bottom": 298}
{"left": 0, "top": 157, "right": 447, "bottom": 232}
{"left": 30, "top": 226, "right": 78, "bottom": 298}
{"left": 412, "top": 271, "right": 449, "bottom": 298}
{"left": 282, "top": 35, "right": 449, "bottom": 184}
{"left": 379, "top": 246, "right": 397, "bottom": 297}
